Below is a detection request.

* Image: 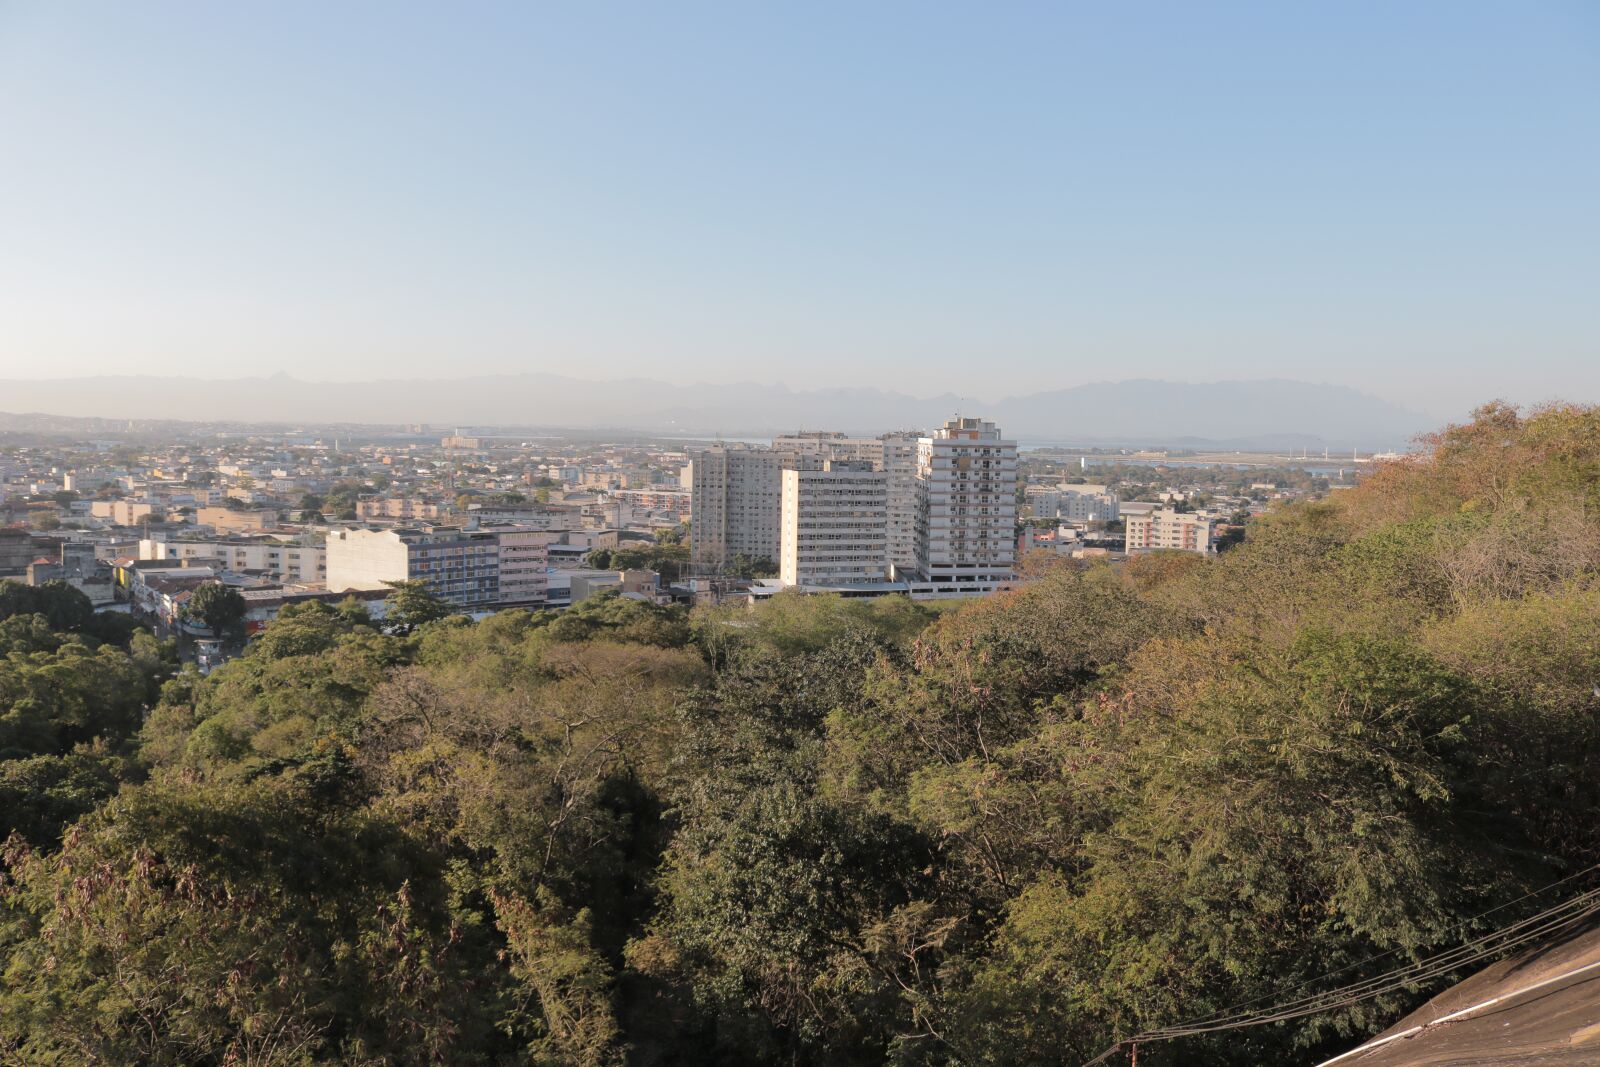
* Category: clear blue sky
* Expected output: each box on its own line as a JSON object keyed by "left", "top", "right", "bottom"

{"left": 1, "top": 1, "right": 1596, "bottom": 419}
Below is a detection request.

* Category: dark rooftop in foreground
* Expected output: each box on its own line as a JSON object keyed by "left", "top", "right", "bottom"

{"left": 1321, "top": 921, "right": 1600, "bottom": 1067}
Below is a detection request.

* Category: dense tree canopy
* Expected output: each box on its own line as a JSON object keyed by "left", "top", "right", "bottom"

{"left": 4, "top": 402, "right": 1600, "bottom": 1065}
{"left": 187, "top": 579, "right": 247, "bottom": 636}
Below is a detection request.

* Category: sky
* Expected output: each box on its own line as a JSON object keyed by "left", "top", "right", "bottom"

{"left": 0, "top": 2, "right": 1596, "bottom": 420}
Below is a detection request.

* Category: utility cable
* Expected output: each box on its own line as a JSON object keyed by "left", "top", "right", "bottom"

{"left": 1081, "top": 863, "right": 1600, "bottom": 1066}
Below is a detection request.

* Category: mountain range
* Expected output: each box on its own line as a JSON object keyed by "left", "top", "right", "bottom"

{"left": 0, "top": 373, "right": 1430, "bottom": 449}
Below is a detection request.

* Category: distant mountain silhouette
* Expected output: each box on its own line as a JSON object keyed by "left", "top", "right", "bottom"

{"left": 0, "top": 373, "right": 1428, "bottom": 448}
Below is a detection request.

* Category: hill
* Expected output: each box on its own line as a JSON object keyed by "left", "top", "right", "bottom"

{"left": 0, "top": 373, "right": 1426, "bottom": 447}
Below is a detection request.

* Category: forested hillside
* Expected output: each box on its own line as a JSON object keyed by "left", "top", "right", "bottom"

{"left": 3, "top": 402, "right": 1599, "bottom": 1066}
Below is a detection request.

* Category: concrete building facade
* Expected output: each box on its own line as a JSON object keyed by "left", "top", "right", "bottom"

{"left": 494, "top": 528, "right": 554, "bottom": 605}
{"left": 90, "top": 500, "right": 156, "bottom": 525}
{"left": 357, "top": 497, "right": 447, "bottom": 522}
{"left": 687, "top": 447, "right": 794, "bottom": 570}
{"left": 327, "top": 525, "right": 548, "bottom": 609}
{"left": 880, "top": 432, "right": 922, "bottom": 578}
{"left": 913, "top": 417, "right": 1017, "bottom": 590}
{"left": 197, "top": 507, "right": 280, "bottom": 533}
{"left": 139, "top": 537, "right": 326, "bottom": 583}
{"left": 1059, "top": 486, "right": 1120, "bottom": 523}
{"left": 780, "top": 460, "right": 889, "bottom": 588}
{"left": 0, "top": 528, "right": 36, "bottom": 577}
{"left": 1121, "top": 503, "right": 1214, "bottom": 553}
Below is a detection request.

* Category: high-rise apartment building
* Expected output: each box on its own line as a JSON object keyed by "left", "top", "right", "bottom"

{"left": 772, "top": 431, "right": 920, "bottom": 577}
{"left": 880, "top": 432, "right": 921, "bottom": 577}
{"left": 495, "top": 527, "right": 552, "bottom": 604}
{"left": 688, "top": 446, "right": 823, "bottom": 570}
{"left": 779, "top": 460, "right": 889, "bottom": 588}
{"left": 913, "top": 417, "right": 1017, "bottom": 590}
{"left": 1121, "top": 504, "right": 1214, "bottom": 553}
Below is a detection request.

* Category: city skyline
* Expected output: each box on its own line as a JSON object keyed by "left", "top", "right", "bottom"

{"left": 2, "top": 2, "right": 1597, "bottom": 417}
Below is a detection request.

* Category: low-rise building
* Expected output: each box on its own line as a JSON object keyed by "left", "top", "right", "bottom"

{"left": 325, "top": 524, "right": 550, "bottom": 609}
{"left": 357, "top": 497, "right": 447, "bottom": 522}
{"left": 0, "top": 527, "right": 34, "bottom": 577}
{"left": 197, "top": 507, "right": 280, "bottom": 533}
{"left": 138, "top": 537, "right": 326, "bottom": 583}
{"left": 1059, "top": 485, "right": 1120, "bottom": 523}
{"left": 90, "top": 500, "right": 157, "bottom": 526}
{"left": 1122, "top": 503, "right": 1215, "bottom": 554}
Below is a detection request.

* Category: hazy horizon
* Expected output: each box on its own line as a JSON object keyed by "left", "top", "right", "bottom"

{"left": 0, "top": 366, "right": 1580, "bottom": 427}
{"left": 3, "top": 2, "right": 1597, "bottom": 419}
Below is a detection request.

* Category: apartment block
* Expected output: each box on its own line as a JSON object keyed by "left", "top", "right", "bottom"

{"left": 687, "top": 447, "right": 795, "bottom": 570}
{"left": 495, "top": 527, "right": 553, "bottom": 605}
{"left": 326, "top": 524, "right": 550, "bottom": 609}
{"left": 197, "top": 507, "right": 280, "bottom": 533}
{"left": 780, "top": 460, "right": 889, "bottom": 588}
{"left": 139, "top": 537, "right": 326, "bottom": 583}
{"left": 0, "top": 528, "right": 34, "bottom": 576}
{"left": 1024, "top": 486, "right": 1062, "bottom": 518}
{"left": 608, "top": 487, "right": 692, "bottom": 514}
{"left": 913, "top": 417, "right": 1017, "bottom": 590}
{"left": 357, "top": 497, "right": 447, "bottom": 522}
{"left": 771, "top": 431, "right": 919, "bottom": 577}
{"left": 1121, "top": 503, "right": 1214, "bottom": 553}
{"left": 1059, "top": 485, "right": 1120, "bottom": 523}
{"left": 880, "top": 432, "right": 921, "bottom": 578}
{"left": 90, "top": 500, "right": 157, "bottom": 525}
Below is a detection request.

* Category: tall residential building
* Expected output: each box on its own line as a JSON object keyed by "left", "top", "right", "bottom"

{"left": 913, "top": 417, "right": 1017, "bottom": 590}
{"left": 495, "top": 527, "right": 553, "bottom": 604}
{"left": 780, "top": 460, "right": 889, "bottom": 588}
{"left": 1121, "top": 503, "right": 1214, "bottom": 553}
{"left": 772, "top": 431, "right": 920, "bottom": 577}
{"left": 880, "top": 432, "right": 922, "bottom": 577}
{"left": 326, "top": 524, "right": 551, "bottom": 609}
{"left": 687, "top": 447, "right": 797, "bottom": 570}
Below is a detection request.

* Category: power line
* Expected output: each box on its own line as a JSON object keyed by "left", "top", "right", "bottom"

{"left": 1082, "top": 863, "right": 1600, "bottom": 1066}
{"left": 1142, "top": 881, "right": 1600, "bottom": 1037}
{"left": 1160, "top": 861, "right": 1600, "bottom": 1033}
{"left": 1314, "top": 956, "right": 1600, "bottom": 1067}
{"left": 1134, "top": 886, "right": 1600, "bottom": 1038}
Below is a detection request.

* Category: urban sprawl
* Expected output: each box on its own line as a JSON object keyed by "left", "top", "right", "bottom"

{"left": 0, "top": 416, "right": 1368, "bottom": 667}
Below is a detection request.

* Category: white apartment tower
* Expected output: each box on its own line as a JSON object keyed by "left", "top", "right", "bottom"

{"left": 771, "top": 431, "right": 921, "bottom": 577}
{"left": 780, "top": 460, "right": 889, "bottom": 588}
{"left": 913, "top": 417, "right": 1017, "bottom": 589}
